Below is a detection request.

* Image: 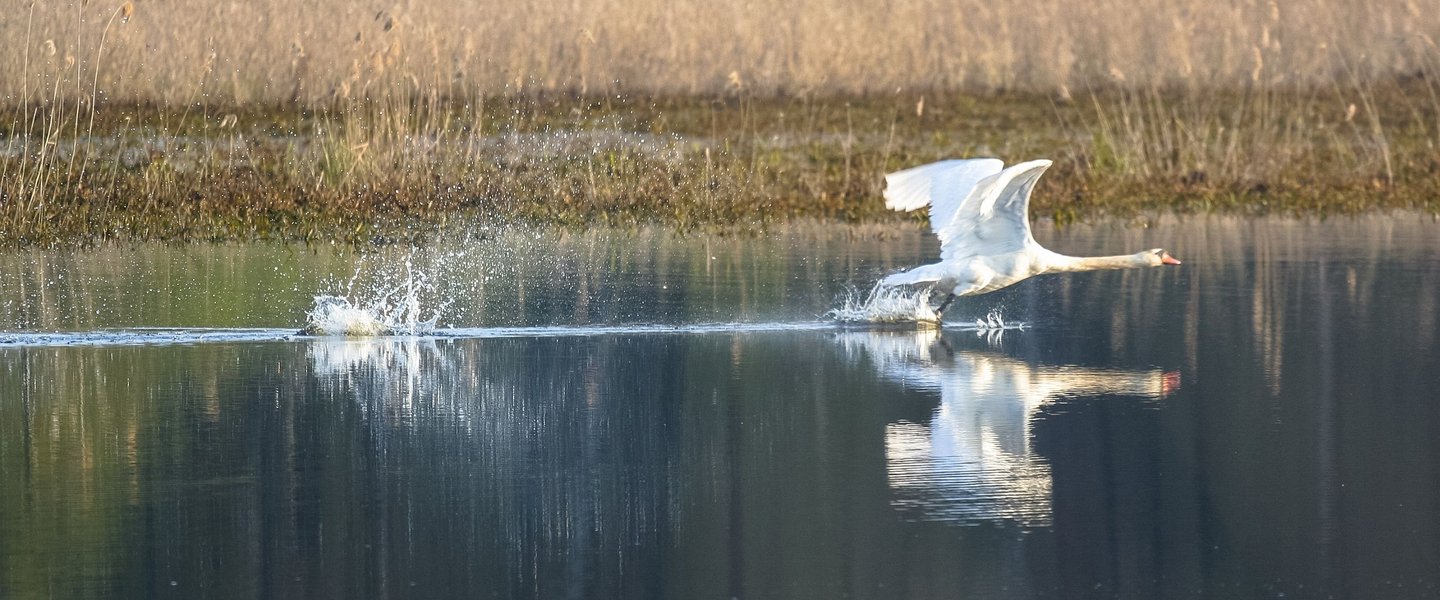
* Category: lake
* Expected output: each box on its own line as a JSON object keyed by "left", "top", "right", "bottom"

{"left": 2, "top": 215, "right": 1439, "bottom": 599}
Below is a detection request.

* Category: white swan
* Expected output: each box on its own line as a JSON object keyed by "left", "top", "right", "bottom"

{"left": 881, "top": 158, "right": 1181, "bottom": 315}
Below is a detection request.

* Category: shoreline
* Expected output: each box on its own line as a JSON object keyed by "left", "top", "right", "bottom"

{"left": 3, "top": 89, "right": 1437, "bottom": 247}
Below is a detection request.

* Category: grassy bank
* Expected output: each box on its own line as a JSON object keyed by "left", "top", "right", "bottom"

{"left": 2, "top": 1, "right": 1439, "bottom": 246}
{"left": 3, "top": 83, "right": 1439, "bottom": 246}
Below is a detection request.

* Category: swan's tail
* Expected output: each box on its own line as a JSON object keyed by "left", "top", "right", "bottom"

{"left": 881, "top": 263, "right": 944, "bottom": 287}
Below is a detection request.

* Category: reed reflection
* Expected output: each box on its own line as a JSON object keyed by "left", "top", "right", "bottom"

{"left": 840, "top": 329, "right": 1177, "bottom": 526}
{"left": 300, "top": 335, "right": 677, "bottom": 598}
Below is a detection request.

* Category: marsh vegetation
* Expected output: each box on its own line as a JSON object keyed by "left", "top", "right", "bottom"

{"left": 2, "top": 0, "right": 1438, "bottom": 245}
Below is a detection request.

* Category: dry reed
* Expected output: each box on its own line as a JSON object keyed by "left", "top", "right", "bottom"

{"left": 2, "top": 0, "right": 1438, "bottom": 101}
{"left": 0, "top": 0, "right": 1438, "bottom": 246}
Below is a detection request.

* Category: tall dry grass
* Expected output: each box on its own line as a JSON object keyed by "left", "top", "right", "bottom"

{"left": 1, "top": 0, "right": 1438, "bottom": 245}
{"left": 2, "top": 0, "right": 1438, "bottom": 101}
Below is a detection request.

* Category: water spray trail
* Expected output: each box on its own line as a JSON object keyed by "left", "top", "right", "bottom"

{"left": 828, "top": 282, "right": 940, "bottom": 324}
{"left": 826, "top": 282, "right": 1026, "bottom": 332}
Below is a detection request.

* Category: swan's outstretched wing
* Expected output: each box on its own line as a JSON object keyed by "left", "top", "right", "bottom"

{"left": 884, "top": 159, "right": 1004, "bottom": 237}
{"left": 937, "top": 160, "right": 1052, "bottom": 261}
{"left": 880, "top": 263, "right": 946, "bottom": 286}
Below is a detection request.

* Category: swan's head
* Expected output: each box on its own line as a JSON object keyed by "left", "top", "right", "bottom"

{"left": 1141, "top": 248, "right": 1182, "bottom": 267}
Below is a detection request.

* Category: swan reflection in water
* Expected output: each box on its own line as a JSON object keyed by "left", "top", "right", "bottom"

{"left": 306, "top": 337, "right": 455, "bottom": 426}
{"left": 838, "top": 330, "right": 1180, "bottom": 526}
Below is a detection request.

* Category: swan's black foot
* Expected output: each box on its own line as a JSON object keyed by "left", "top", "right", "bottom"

{"left": 934, "top": 293, "right": 957, "bottom": 317}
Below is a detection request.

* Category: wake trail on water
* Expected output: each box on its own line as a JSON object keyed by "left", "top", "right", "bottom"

{"left": 0, "top": 328, "right": 304, "bottom": 347}
{"left": 0, "top": 315, "right": 1030, "bottom": 348}
{"left": 0, "top": 319, "right": 1025, "bottom": 348}
{"left": 1, "top": 260, "right": 1024, "bottom": 348}
{"left": 0, "top": 323, "right": 832, "bottom": 348}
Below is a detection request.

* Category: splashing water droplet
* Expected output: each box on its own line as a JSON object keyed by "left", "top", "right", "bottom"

{"left": 301, "top": 253, "right": 442, "bottom": 336}
{"left": 971, "top": 310, "right": 1023, "bottom": 337}
{"left": 827, "top": 283, "right": 940, "bottom": 324}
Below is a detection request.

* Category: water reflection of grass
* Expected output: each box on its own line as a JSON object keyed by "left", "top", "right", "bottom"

{"left": 4, "top": 86, "right": 1437, "bottom": 247}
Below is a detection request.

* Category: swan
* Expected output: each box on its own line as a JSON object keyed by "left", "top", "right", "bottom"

{"left": 880, "top": 158, "right": 1181, "bottom": 315}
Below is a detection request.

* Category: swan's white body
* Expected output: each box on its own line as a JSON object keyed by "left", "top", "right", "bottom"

{"left": 880, "top": 159, "right": 1179, "bottom": 301}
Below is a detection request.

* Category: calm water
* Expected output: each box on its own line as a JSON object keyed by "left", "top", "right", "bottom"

{"left": 2, "top": 216, "right": 1439, "bottom": 599}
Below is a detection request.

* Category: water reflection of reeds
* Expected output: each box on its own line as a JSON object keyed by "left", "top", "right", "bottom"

{"left": 1030, "top": 214, "right": 1440, "bottom": 388}
{"left": 3, "top": 216, "right": 1440, "bottom": 597}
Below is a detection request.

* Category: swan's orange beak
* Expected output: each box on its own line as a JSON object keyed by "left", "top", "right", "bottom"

{"left": 1161, "top": 252, "right": 1182, "bottom": 265}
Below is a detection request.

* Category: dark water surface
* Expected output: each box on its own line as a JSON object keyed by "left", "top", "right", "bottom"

{"left": 2, "top": 216, "right": 1439, "bottom": 599}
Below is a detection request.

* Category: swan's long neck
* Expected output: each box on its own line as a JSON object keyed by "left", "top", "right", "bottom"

{"left": 1043, "top": 252, "right": 1146, "bottom": 273}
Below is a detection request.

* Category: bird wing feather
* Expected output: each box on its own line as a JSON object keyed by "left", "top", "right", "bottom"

{"left": 883, "top": 158, "right": 1004, "bottom": 238}
{"left": 880, "top": 263, "right": 945, "bottom": 286}
{"left": 935, "top": 159, "right": 1052, "bottom": 261}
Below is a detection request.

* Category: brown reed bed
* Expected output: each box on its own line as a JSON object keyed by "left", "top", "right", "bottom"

{"left": 1, "top": 0, "right": 1438, "bottom": 246}
{"left": 3, "top": 84, "right": 1437, "bottom": 247}
{"left": 5, "top": 0, "right": 1438, "bottom": 101}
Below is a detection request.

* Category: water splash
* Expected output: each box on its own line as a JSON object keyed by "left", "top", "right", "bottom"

{"left": 826, "top": 284, "right": 1030, "bottom": 338}
{"left": 972, "top": 310, "right": 1024, "bottom": 332}
{"left": 302, "top": 254, "right": 442, "bottom": 336}
{"left": 827, "top": 283, "right": 940, "bottom": 324}
{"left": 969, "top": 310, "right": 1025, "bottom": 345}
